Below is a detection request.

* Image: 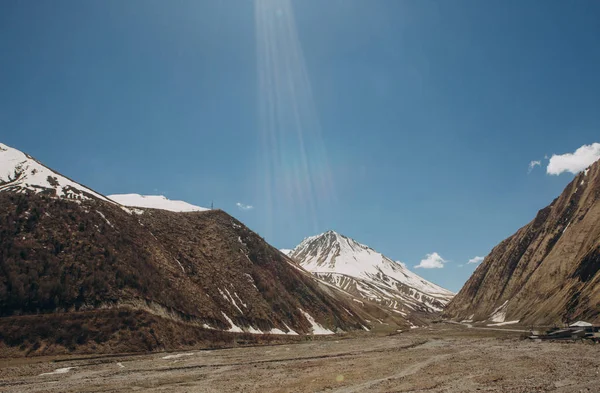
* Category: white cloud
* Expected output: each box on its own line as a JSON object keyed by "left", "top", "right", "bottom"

{"left": 236, "top": 202, "right": 254, "bottom": 211}
{"left": 527, "top": 160, "right": 541, "bottom": 174}
{"left": 414, "top": 252, "right": 447, "bottom": 269}
{"left": 395, "top": 260, "right": 407, "bottom": 268}
{"left": 467, "top": 256, "right": 485, "bottom": 264}
{"left": 547, "top": 143, "right": 600, "bottom": 175}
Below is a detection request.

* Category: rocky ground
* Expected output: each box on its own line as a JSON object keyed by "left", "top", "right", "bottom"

{"left": 1, "top": 324, "right": 599, "bottom": 392}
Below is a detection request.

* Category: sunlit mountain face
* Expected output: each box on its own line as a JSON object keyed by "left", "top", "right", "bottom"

{"left": 287, "top": 230, "right": 454, "bottom": 317}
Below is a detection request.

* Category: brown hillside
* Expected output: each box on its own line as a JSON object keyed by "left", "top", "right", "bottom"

{"left": 444, "top": 160, "right": 600, "bottom": 325}
{"left": 0, "top": 192, "right": 368, "bottom": 356}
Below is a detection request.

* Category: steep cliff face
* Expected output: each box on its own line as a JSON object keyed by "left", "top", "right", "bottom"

{"left": 445, "top": 161, "right": 600, "bottom": 325}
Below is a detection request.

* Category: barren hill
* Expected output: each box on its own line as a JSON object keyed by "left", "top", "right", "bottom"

{"left": 445, "top": 160, "right": 600, "bottom": 325}
{"left": 0, "top": 143, "right": 369, "bottom": 356}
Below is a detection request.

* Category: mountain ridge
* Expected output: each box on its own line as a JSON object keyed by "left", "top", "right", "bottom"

{"left": 0, "top": 143, "right": 113, "bottom": 203}
{"left": 0, "top": 142, "right": 372, "bottom": 356}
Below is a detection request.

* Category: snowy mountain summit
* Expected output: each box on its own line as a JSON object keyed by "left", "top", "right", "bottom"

{"left": 288, "top": 231, "right": 453, "bottom": 315}
{"left": 0, "top": 143, "right": 112, "bottom": 203}
{"left": 0, "top": 142, "right": 208, "bottom": 213}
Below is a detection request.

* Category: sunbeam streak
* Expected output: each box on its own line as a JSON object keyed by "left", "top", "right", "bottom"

{"left": 255, "top": 0, "right": 335, "bottom": 237}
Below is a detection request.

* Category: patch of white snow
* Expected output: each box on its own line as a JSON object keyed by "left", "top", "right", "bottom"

{"left": 489, "top": 301, "right": 509, "bottom": 323}
{"left": 39, "top": 367, "right": 75, "bottom": 376}
{"left": 486, "top": 320, "right": 520, "bottom": 327}
{"left": 221, "top": 312, "right": 244, "bottom": 333}
{"left": 108, "top": 194, "right": 208, "bottom": 213}
{"left": 162, "top": 352, "right": 195, "bottom": 360}
{"left": 570, "top": 320, "right": 593, "bottom": 327}
{"left": 298, "top": 309, "right": 335, "bottom": 335}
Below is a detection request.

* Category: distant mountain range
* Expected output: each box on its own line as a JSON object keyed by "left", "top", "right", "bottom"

{"left": 285, "top": 231, "right": 453, "bottom": 323}
{"left": 445, "top": 159, "right": 600, "bottom": 325}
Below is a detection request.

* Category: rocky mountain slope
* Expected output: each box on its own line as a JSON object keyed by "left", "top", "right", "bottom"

{"left": 287, "top": 231, "right": 453, "bottom": 322}
{"left": 445, "top": 160, "right": 600, "bottom": 325}
{"left": 0, "top": 143, "right": 370, "bottom": 356}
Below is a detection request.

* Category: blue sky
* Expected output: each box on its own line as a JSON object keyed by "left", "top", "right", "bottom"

{"left": 2, "top": 0, "right": 600, "bottom": 292}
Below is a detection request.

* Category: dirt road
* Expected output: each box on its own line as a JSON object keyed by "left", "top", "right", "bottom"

{"left": 1, "top": 324, "right": 599, "bottom": 392}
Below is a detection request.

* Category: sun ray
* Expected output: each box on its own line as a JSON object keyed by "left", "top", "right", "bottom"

{"left": 255, "top": 0, "right": 335, "bottom": 237}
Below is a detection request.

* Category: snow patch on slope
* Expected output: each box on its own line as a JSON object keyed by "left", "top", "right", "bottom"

{"left": 299, "top": 309, "right": 335, "bottom": 335}
{"left": 489, "top": 300, "right": 509, "bottom": 323}
{"left": 219, "top": 312, "right": 300, "bottom": 335}
{"left": 221, "top": 312, "right": 244, "bottom": 333}
{"left": 487, "top": 320, "right": 519, "bottom": 327}
{"left": 108, "top": 194, "right": 208, "bottom": 213}
{"left": 570, "top": 320, "right": 593, "bottom": 327}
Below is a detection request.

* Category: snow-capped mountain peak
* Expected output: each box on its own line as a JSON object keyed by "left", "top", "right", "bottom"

{"left": 0, "top": 142, "right": 113, "bottom": 203}
{"left": 289, "top": 231, "right": 453, "bottom": 315}
{"left": 293, "top": 231, "right": 451, "bottom": 296}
